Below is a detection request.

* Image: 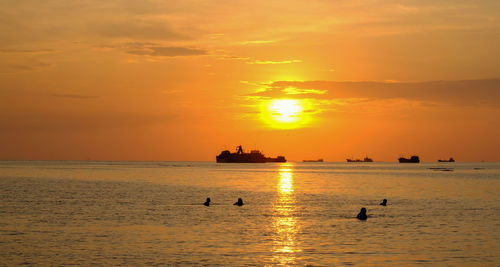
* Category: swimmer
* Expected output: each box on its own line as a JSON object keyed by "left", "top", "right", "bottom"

{"left": 380, "top": 199, "right": 387, "bottom": 206}
{"left": 357, "top": 207, "right": 367, "bottom": 220}
{"left": 204, "top": 197, "right": 211, "bottom": 206}
{"left": 233, "top": 198, "right": 244, "bottom": 206}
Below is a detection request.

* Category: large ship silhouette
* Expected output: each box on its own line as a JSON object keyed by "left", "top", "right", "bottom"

{"left": 398, "top": 155, "right": 420, "bottom": 163}
{"left": 346, "top": 156, "right": 373, "bottom": 162}
{"left": 216, "top": 146, "right": 286, "bottom": 163}
{"left": 438, "top": 157, "right": 455, "bottom": 162}
{"left": 303, "top": 159, "right": 324, "bottom": 162}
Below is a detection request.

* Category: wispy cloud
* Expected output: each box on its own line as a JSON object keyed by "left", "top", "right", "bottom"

{"left": 50, "top": 94, "right": 100, "bottom": 99}
{"left": 92, "top": 19, "right": 189, "bottom": 40}
{"left": 126, "top": 46, "right": 207, "bottom": 57}
{"left": 0, "top": 111, "right": 172, "bottom": 132}
{"left": 0, "top": 49, "right": 55, "bottom": 54}
{"left": 250, "top": 79, "right": 500, "bottom": 108}
{"left": 281, "top": 87, "right": 327, "bottom": 95}
{"left": 247, "top": 59, "right": 302, "bottom": 64}
{"left": 239, "top": 40, "right": 276, "bottom": 45}
{"left": 215, "top": 54, "right": 251, "bottom": 61}
{"left": 150, "top": 46, "right": 206, "bottom": 57}
{"left": 240, "top": 80, "right": 271, "bottom": 87}
{"left": 0, "top": 62, "right": 54, "bottom": 73}
{"left": 162, "top": 89, "right": 183, "bottom": 95}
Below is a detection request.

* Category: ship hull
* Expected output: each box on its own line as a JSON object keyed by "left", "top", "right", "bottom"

{"left": 216, "top": 157, "right": 266, "bottom": 163}
{"left": 216, "top": 156, "right": 286, "bottom": 163}
{"left": 347, "top": 158, "right": 373, "bottom": 162}
{"left": 303, "top": 159, "right": 324, "bottom": 162}
{"left": 398, "top": 157, "right": 420, "bottom": 163}
{"left": 264, "top": 157, "right": 286, "bottom": 163}
{"left": 398, "top": 160, "right": 419, "bottom": 163}
{"left": 216, "top": 147, "right": 286, "bottom": 163}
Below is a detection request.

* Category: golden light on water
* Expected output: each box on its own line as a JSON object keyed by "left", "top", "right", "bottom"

{"left": 278, "top": 168, "right": 294, "bottom": 194}
{"left": 260, "top": 99, "right": 314, "bottom": 129}
{"left": 272, "top": 164, "right": 301, "bottom": 265}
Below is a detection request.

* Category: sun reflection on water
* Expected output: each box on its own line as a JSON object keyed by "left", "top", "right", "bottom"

{"left": 272, "top": 163, "right": 301, "bottom": 265}
{"left": 278, "top": 168, "right": 294, "bottom": 194}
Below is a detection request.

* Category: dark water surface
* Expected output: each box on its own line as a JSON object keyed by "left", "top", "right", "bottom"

{"left": 1, "top": 161, "right": 499, "bottom": 265}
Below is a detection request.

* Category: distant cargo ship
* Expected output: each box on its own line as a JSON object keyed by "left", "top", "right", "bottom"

{"left": 438, "top": 157, "right": 455, "bottom": 162}
{"left": 398, "top": 156, "right": 420, "bottom": 163}
{"left": 346, "top": 156, "right": 373, "bottom": 162}
{"left": 303, "top": 159, "right": 324, "bottom": 162}
{"left": 216, "top": 146, "right": 286, "bottom": 163}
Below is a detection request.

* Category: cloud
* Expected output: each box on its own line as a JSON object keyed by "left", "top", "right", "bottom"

{"left": 250, "top": 78, "right": 500, "bottom": 108}
{"left": 162, "top": 89, "right": 183, "bottom": 94}
{"left": 0, "top": 62, "right": 54, "bottom": 73}
{"left": 0, "top": 111, "right": 172, "bottom": 133}
{"left": 215, "top": 54, "right": 251, "bottom": 61}
{"left": 247, "top": 59, "right": 302, "bottom": 64}
{"left": 126, "top": 46, "right": 207, "bottom": 57}
{"left": 126, "top": 50, "right": 152, "bottom": 56}
{"left": 0, "top": 49, "right": 55, "bottom": 54}
{"left": 281, "top": 87, "right": 327, "bottom": 95}
{"left": 150, "top": 46, "right": 207, "bottom": 57}
{"left": 239, "top": 40, "right": 276, "bottom": 45}
{"left": 50, "top": 94, "right": 99, "bottom": 99}
{"left": 94, "top": 19, "right": 188, "bottom": 40}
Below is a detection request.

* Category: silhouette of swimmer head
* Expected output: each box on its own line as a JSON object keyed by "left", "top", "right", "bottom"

{"left": 204, "top": 197, "right": 211, "bottom": 206}
{"left": 357, "top": 207, "right": 367, "bottom": 220}
{"left": 234, "top": 198, "right": 244, "bottom": 206}
{"left": 380, "top": 199, "right": 387, "bottom": 206}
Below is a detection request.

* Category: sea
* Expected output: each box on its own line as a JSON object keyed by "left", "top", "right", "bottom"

{"left": 0, "top": 161, "right": 499, "bottom": 266}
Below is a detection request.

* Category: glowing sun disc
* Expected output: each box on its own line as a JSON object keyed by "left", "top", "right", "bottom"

{"left": 270, "top": 99, "right": 302, "bottom": 123}
{"left": 259, "top": 98, "right": 314, "bottom": 129}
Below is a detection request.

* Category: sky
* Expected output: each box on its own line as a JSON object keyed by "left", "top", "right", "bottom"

{"left": 1, "top": 0, "right": 499, "bottom": 161}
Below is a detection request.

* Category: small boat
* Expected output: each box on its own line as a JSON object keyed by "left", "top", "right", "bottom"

{"left": 303, "top": 159, "right": 324, "bottom": 162}
{"left": 216, "top": 146, "right": 286, "bottom": 163}
{"left": 398, "top": 156, "right": 420, "bottom": 163}
{"left": 438, "top": 157, "right": 455, "bottom": 162}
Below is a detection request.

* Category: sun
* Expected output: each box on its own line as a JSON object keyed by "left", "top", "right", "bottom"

{"left": 260, "top": 99, "right": 312, "bottom": 129}
{"left": 270, "top": 99, "right": 302, "bottom": 123}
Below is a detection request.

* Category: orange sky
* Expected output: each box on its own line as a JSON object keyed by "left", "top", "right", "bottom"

{"left": 1, "top": 0, "right": 499, "bottom": 161}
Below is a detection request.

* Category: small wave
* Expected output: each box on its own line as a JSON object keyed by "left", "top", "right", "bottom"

{"left": 428, "top": 167, "right": 454, "bottom": 172}
{"left": 1, "top": 230, "right": 24, "bottom": 236}
{"left": 157, "top": 164, "right": 192, "bottom": 167}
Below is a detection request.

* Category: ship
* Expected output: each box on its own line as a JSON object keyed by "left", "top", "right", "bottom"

{"left": 216, "top": 146, "right": 286, "bottom": 163}
{"left": 438, "top": 157, "right": 455, "bottom": 162}
{"left": 303, "top": 159, "right": 324, "bottom": 162}
{"left": 346, "top": 156, "right": 373, "bottom": 162}
{"left": 398, "top": 156, "right": 420, "bottom": 163}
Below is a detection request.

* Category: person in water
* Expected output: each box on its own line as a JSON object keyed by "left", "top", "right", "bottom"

{"left": 380, "top": 199, "right": 387, "bottom": 206}
{"left": 233, "top": 198, "right": 244, "bottom": 206}
{"left": 204, "top": 197, "right": 211, "bottom": 206}
{"left": 357, "top": 207, "right": 367, "bottom": 220}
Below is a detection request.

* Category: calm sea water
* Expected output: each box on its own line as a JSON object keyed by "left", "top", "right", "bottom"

{"left": 0, "top": 161, "right": 499, "bottom": 266}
